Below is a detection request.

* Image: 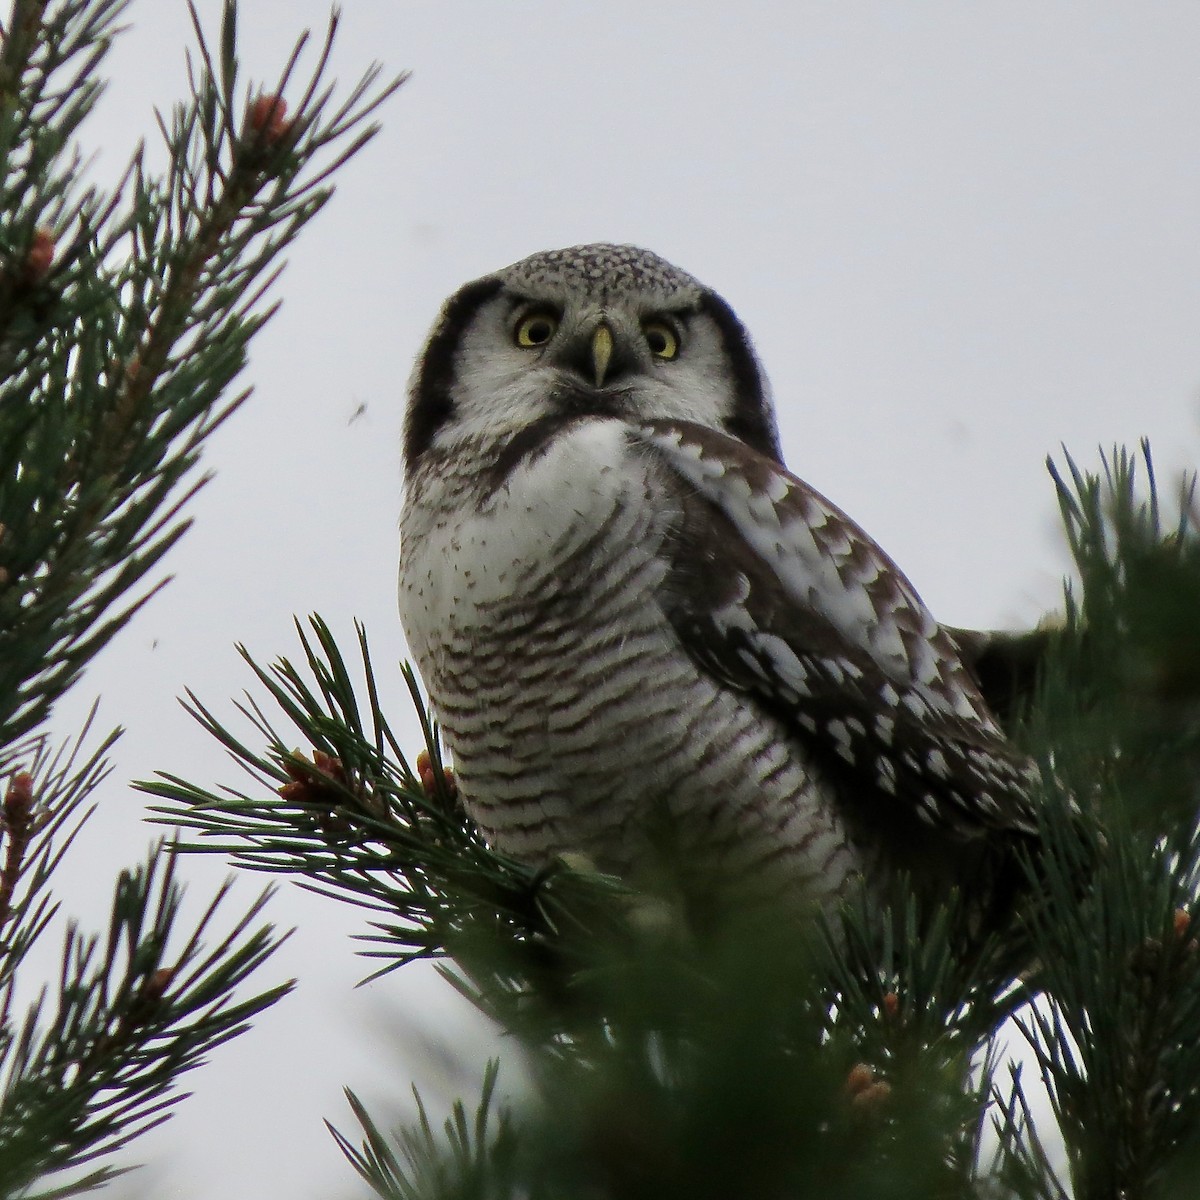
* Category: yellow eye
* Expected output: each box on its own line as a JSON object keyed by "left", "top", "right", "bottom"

{"left": 643, "top": 319, "right": 679, "bottom": 360}
{"left": 514, "top": 311, "right": 559, "bottom": 347}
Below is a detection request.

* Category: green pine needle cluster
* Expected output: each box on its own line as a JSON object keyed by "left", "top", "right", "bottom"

{"left": 0, "top": 0, "right": 402, "bottom": 752}
{"left": 0, "top": 1, "right": 402, "bottom": 1193}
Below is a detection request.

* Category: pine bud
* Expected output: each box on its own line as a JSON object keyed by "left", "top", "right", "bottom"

{"left": 415, "top": 748, "right": 458, "bottom": 800}
{"left": 844, "top": 1062, "right": 876, "bottom": 1097}
{"left": 844, "top": 1063, "right": 891, "bottom": 1113}
{"left": 415, "top": 749, "right": 436, "bottom": 794}
{"left": 245, "top": 94, "right": 291, "bottom": 145}
{"left": 278, "top": 750, "right": 356, "bottom": 838}
{"left": 311, "top": 750, "right": 346, "bottom": 784}
{"left": 22, "top": 228, "right": 54, "bottom": 284}
{"left": 121, "top": 965, "right": 177, "bottom": 1034}
{"left": 145, "top": 966, "right": 175, "bottom": 1000}
{"left": 4, "top": 772, "right": 34, "bottom": 826}
{"left": 279, "top": 750, "right": 344, "bottom": 799}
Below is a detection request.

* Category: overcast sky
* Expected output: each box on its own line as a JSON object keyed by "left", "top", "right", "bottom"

{"left": 36, "top": 2, "right": 1200, "bottom": 1196}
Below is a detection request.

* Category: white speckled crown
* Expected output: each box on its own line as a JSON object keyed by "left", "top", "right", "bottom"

{"left": 497, "top": 243, "right": 704, "bottom": 306}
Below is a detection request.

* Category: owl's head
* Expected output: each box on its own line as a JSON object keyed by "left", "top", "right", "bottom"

{"left": 404, "top": 244, "right": 782, "bottom": 473}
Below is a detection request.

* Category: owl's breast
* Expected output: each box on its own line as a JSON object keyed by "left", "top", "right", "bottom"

{"left": 399, "top": 417, "right": 678, "bottom": 855}
{"left": 398, "top": 418, "right": 855, "bottom": 890}
{"left": 399, "top": 418, "right": 670, "bottom": 668}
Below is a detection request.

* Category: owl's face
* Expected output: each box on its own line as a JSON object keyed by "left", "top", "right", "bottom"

{"left": 404, "top": 243, "right": 782, "bottom": 473}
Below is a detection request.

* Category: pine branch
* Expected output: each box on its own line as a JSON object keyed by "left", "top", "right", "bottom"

{"left": 0, "top": 0, "right": 406, "bottom": 747}
{"left": 140, "top": 616, "right": 629, "bottom": 999}
{"left": 0, "top": 704, "right": 115, "bottom": 991}
{"left": 999, "top": 443, "right": 1200, "bottom": 1200}
{"left": 0, "top": 1, "right": 406, "bottom": 1191}
{"left": 0, "top": 843, "right": 291, "bottom": 1198}
{"left": 329, "top": 1062, "right": 519, "bottom": 1200}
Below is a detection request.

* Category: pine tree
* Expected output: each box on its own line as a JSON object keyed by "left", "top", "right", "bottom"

{"left": 0, "top": 1, "right": 401, "bottom": 1193}
{"left": 148, "top": 429, "right": 1200, "bottom": 1200}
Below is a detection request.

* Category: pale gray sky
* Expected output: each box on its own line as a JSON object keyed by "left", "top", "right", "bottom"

{"left": 38, "top": 1, "right": 1200, "bottom": 1196}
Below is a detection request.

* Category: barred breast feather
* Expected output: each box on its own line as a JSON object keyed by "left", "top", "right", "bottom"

{"left": 399, "top": 416, "right": 860, "bottom": 896}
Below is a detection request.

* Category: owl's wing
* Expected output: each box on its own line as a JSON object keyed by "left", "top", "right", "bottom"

{"left": 637, "top": 419, "right": 1039, "bottom": 842}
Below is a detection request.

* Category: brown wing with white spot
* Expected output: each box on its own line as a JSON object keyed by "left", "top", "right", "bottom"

{"left": 637, "top": 419, "right": 1039, "bottom": 843}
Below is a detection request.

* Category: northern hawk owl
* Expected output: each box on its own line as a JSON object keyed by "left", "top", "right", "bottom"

{"left": 399, "top": 243, "right": 1039, "bottom": 912}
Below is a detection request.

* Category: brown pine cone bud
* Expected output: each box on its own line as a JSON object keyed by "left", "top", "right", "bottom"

{"left": 23, "top": 228, "right": 55, "bottom": 284}
{"left": 245, "top": 94, "right": 291, "bottom": 144}
{"left": 4, "top": 772, "right": 34, "bottom": 825}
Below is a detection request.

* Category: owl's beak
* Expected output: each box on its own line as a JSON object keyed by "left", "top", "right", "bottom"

{"left": 590, "top": 322, "right": 614, "bottom": 387}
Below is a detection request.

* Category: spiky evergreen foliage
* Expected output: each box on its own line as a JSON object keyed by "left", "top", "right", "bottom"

{"left": 146, "top": 441, "right": 1200, "bottom": 1198}
{"left": 0, "top": 1, "right": 402, "bottom": 1194}
{"left": 1005, "top": 447, "right": 1200, "bottom": 1199}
